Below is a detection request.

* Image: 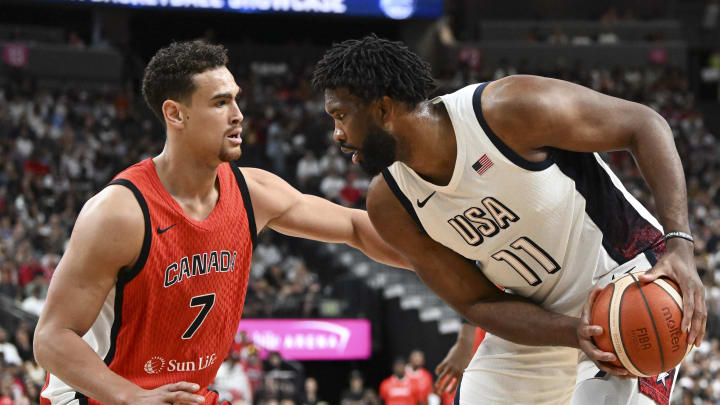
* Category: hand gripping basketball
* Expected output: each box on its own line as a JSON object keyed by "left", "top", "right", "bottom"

{"left": 588, "top": 273, "right": 692, "bottom": 377}
{"left": 578, "top": 287, "right": 632, "bottom": 377}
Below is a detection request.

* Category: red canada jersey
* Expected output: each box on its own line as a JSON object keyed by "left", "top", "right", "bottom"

{"left": 405, "top": 366, "right": 433, "bottom": 401}
{"left": 41, "top": 159, "right": 256, "bottom": 405}
{"left": 379, "top": 375, "right": 420, "bottom": 405}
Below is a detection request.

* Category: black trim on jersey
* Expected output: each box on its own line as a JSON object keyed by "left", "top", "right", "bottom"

{"left": 453, "top": 378, "right": 462, "bottom": 405}
{"left": 644, "top": 251, "right": 658, "bottom": 266}
{"left": 381, "top": 168, "right": 427, "bottom": 233}
{"left": 230, "top": 163, "right": 258, "bottom": 250}
{"left": 552, "top": 151, "right": 663, "bottom": 265}
{"left": 108, "top": 179, "right": 152, "bottom": 281}
{"left": 208, "top": 388, "right": 231, "bottom": 405}
{"left": 102, "top": 179, "right": 153, "bottom": 367}
{"left": 471, "top": 82, "right": 554, "bottom": 171}
{"left": 73, "top": 392, "right": 89, "bottom": 404}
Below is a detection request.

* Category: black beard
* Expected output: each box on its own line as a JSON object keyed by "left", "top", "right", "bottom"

{"left": 358, "top": 124, "right": 397, "bottom": 177}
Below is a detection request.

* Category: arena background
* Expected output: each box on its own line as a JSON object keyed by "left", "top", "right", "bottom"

{"left": 0, "top": 0, "right": 719, "bottom": 404}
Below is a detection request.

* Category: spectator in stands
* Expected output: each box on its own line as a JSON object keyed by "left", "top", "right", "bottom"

{"left": 264, "top": 352, "right": 304, "bottom": 403}
{"left": 213, "top": 353, "right": 253, "bottom": 404}
{"left": 296, "top": 151, "right": 321, "bottom": 192}
{"left": 0, "top": 328, "right": 20, "bottom": 367}
{"left": 12, "top": 325, "right": 32, "bottom": 364}
{"left": 379, "top": 358, "right": 422, "bottom": 405}
{"left": 341, "top": 370, "right": 380, "bottom": 405}
{"left": 20, "top": 284, "right": 44, "bottom": 316}
{"left": 300, "top": 377, "right": 321, "bottom": 405}
{"left": 405, "top": 350, "right": 432, "bottom": 405}
{"left": 244, "top": 351, "right": 264, "bottom": 396}
{"left": 230, "top": 330, "right": 257, "bottom": 362}
{"left": 319, "top": 167, "right": 346, "bottom": 204}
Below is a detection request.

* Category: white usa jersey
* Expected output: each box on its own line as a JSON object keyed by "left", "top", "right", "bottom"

{"left": 383, "top": 83, "right": 665, "bottom": 316}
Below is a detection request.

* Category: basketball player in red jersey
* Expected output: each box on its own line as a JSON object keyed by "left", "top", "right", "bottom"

{"left": 33, "top": 41, "right": 409, "bottom": 405}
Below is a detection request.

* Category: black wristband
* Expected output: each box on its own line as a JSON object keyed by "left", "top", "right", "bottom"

{"left": 663, "top": 231, "right": 694, "bottom": 244}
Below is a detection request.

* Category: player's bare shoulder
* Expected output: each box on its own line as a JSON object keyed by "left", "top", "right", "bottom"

{"left": 68, "top": 184, "right": 146, "bottom": 272}
{"left": 366, "top": 175, "right": 396, "bottom": 214}
{"left": 366, "top": 175, "right": 414, "bottom": 237}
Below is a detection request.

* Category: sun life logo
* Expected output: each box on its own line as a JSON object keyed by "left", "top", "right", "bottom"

{"left": 144, "top": 356, "right": 165, "bottom": 374}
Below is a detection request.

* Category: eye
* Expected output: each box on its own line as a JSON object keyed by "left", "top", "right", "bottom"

{"left": 337, "top": 113, "right": 345, "bottom": 121}
{"left": 215, "top": 100, "right": 226, "bottom": 107}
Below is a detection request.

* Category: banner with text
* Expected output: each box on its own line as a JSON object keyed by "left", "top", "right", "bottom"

{"left": 33, "top": 0, "right": 443, "bottom": 19}
{"left": 238, "top": 319, "right": 371, "bottom": 360}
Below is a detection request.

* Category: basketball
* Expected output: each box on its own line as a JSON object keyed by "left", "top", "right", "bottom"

{"left": 590, "top": 273, "right": 692, "bottom": 377}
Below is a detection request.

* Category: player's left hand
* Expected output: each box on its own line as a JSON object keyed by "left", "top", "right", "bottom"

{"left": 638, "top": 238, "right": 705, "bottom": 347}
{"left": 434, "top": 338, "right": 474, "bottom": 394}
{"left": 577, "top": 287, "right": 634, "bottom": 378}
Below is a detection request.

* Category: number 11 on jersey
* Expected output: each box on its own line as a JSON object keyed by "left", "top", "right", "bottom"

{"left": 491, "top": 236, "right": 560, "bottom": 286}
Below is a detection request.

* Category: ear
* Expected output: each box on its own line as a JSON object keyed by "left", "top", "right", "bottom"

{"left": 162, "top": 100, "right": 185, "bottom": 130}
{"left": 376, "top": 96, "right": 395, "bottom": 126}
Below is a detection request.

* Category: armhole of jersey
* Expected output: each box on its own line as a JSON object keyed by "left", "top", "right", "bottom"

{"left": 106, "top": 179, "right": 152, "bottom": 283}
{"left": 72, "top": 392, "right": 89, "bottom": 404}
{"left": 471, "top": 82, "right": 554, "bottom": 171}
{"left": 97, "top": 179, "right": 152, "bottom": 370}
{"left": 380, "top": 168, "right": 427, "bottom": 234}
{"left": 230, "top": 163, "right": 258, "bottom": 249}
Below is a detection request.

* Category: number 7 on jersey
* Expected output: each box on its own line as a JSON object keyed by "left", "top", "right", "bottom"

{"left": 182, "top": 293, "right": 215, "bottom": 339}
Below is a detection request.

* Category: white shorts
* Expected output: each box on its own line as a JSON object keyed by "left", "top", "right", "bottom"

{"left": 458, "top": 253, "right": 679, "bottom": 405}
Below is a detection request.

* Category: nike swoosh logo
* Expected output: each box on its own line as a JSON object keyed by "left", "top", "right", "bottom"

{"left": 157, "top": 224, "right": 176, "bottom": 234}
{"left": 598, "top": 266, "right": 636, "bottom": 282}
{"left": 416, "top": 191, "right": 436, "bottom": 208}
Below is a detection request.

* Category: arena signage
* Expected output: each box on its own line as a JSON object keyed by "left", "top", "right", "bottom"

{"left": 238, "top": 319, "right": 371, "bottom": 360}
{"left": 49, "top": 0, "right": 443, "bottom": 18}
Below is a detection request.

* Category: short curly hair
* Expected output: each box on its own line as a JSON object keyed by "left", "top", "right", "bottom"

{"left": 311, "top": 34, "right": 435, "bottom": 107}
{"left": 142, "top": 40, "right": 228, "bottom": 123}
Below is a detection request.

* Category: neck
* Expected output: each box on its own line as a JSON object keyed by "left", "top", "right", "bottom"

{"left": 153, "top": 140, "right": 220, "bottom": 201}
{"left": 395, "top": 100, "right": 456, "bottom": 186}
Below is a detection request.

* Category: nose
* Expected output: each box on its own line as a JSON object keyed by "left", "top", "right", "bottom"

{"left": 231, "top": 101, "right": 243, "bottom": 126}
{"left": 332, "top": 125, "right": 345, "bottom": 143}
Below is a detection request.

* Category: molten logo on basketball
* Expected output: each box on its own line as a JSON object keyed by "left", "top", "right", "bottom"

{"left": 662, "top": 306, "right": 682, "bottom": 352}
{"left": 144, "top": 356, "right": 165, "bottom": 374}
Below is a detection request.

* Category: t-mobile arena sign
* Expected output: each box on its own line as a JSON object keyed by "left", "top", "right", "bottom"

{"left": 238, "top": 319, "right": 371, "bottom": 360}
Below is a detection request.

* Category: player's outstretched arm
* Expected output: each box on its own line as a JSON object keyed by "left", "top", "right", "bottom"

{"left": 482, "top": 75, "right": 705, "bottom": 347}
{"left": 242, "top": 167, "right": 410, "bottom": 270}
{"left": 34, "top": 186, "right": 204, "bottom": 405}
{"left": 366, "top": 176, "right": 630, "bottom": 376}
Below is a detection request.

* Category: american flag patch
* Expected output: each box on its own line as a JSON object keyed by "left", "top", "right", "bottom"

{"left": 472, "top": 154, "right": 493, "bottom": 176}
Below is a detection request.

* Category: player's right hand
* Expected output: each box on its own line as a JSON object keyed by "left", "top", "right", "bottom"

{"left": 577, "top": 287, "right": 633, "bottom": 378}
{"left": 121, "top": 381, "right": 205, "bottom": 404}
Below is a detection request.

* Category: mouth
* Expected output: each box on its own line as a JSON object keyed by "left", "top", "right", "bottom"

{"left": 227, "top": 127, "right": 243, "bottom": 145}
{"left": 338, "top": 144, "right": 360, "bottom": 163}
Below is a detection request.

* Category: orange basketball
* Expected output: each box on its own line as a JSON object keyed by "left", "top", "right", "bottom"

{"left": 590, "top": 273, "right": 691, "bottom": 377}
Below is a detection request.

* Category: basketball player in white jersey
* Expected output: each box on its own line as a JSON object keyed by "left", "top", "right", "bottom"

{"left": 312, "top": 35, "right": 706, "bottom": 405}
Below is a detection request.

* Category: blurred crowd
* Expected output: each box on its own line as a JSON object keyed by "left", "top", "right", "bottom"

{"left": 208, "top": 331, "right": 435, "bottom": 405}
{"left": 0, "top": 39, "right": 719, "bottom": 403}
